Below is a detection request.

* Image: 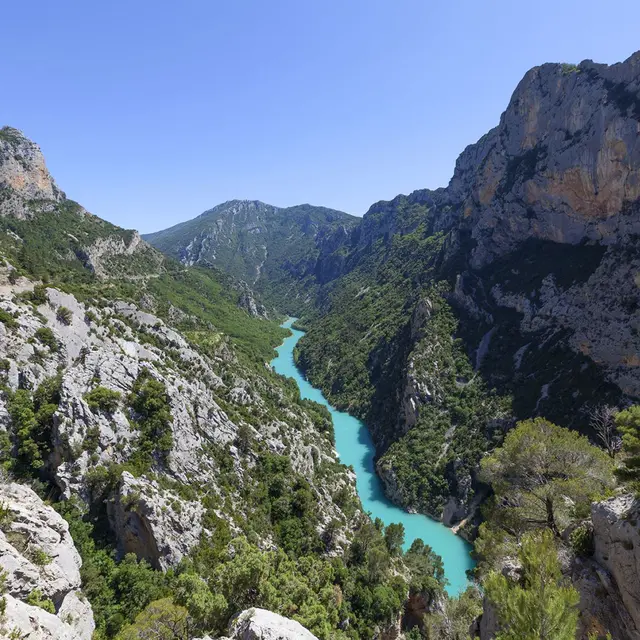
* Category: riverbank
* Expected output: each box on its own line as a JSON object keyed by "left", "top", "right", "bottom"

{"left": 271, "top": 318, "right": 474, "bottom": 595}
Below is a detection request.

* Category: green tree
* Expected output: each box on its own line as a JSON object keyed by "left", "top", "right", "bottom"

{"left": 116, "top": 598, "right": 190, "bottom": 640}
{"left": 484, "top": 529, "right": 579, "bottom": 640}
{"left": 423, "top": 587, "right": 483, "bottom": 640}
{"left": 480, "top": 418, "right": 613, "bottom": 537}
{"left": 616, "top": 405, "right": 640, "bottom": 492}
{"left": 84, "top": 386, "right": 122, "bottom": 413}
{"left": 384, "top": 522, "right": 405, "bottom": 556}
{"left": 174, "top": 572, "right": 227, "bottom": 632}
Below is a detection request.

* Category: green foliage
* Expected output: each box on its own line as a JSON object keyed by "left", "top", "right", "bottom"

{"left": 55, "top": 500, "right": 169, "bottom": 639}
{"left": 484, "top": 529, "right": 580, "bottom": 640}
{"left": 403, "top": 538, "right": 445, "bottom": 596}
{"left": 28, "top": 284, "right": 48, "bottom": 305}
{"left": 383, "top": 522, "right": 405, "bottom": 556}
{"left": 0, "top": 503, "right": 14, "bottom": 530}
{"left": 115, "top": 598, "right": 190, "bottom": 640}
{"left": 616, "top": 405, "right": 640, "bottom": 492}
{"left": 28, "top": 547, "right": 53, "bottom": 566}
{"left": 25, "top": 588, "right": 55, "bottom": 613}
{"left": 7, "top": 376, "right": 61, "bottom": 476}
{"left": 143, "top": 201, "right": 358, "bottom": 315}
{"left": 84, "top": 386, "right": 122, "bottom": 414}
{"left": 561, "top": 63, "right": 580, "bottom": 75}
{"left": 34, "top": 327, "right": 58, "bottom": 352}
{"left": 291, "top": 214, "right": 512, "bottom": 514}
{"left": 127, "top": 368, "right": 173, "bottom": 471}
{"left": 56, "top": 305, "right": 73, "bottom": 325}
{"left": 422, "top": 587, "right": 483, "bottom": 640}
{"left": 173, "top": 573, "right": 226, "bottom": 631}
{"left": 569, "top": 524, "right": 594, "bottom": 558}
{"left": 480, "top": 418, "right": 614, "bottom": 537}
{"left": 0, "top": 308, "right": 18, "bottom": 329}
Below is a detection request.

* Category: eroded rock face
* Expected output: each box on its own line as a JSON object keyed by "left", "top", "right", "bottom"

{"left": 0, "top": 482, "right": 82, "bottom": 605}
{"left": 449, "top": 55, "right": 640, "bottom": 267}
{"left": 108, "top": 472, "right": 205, "bottom": 570}
{"left": 0, "top": 126, "right": 64, "bottom": 219}
{"left": 592, "top": 494, "right": 640, "bottom": 636}
{"left": 0, "top": 481, "right": 94, "bottom": 640}
{"left": 227, "top": 608, "right": 319, "bottom": 640}
{"left": 0, "top": 275, "right": 357, "bottom": 571}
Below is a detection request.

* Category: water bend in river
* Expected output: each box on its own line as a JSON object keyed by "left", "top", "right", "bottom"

{"left": 271, "top": 318, "right": 474, "bottom": 595}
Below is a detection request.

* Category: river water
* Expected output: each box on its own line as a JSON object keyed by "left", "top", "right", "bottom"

{"left": 270, "top": 318, "right": 474, "bottom": 595}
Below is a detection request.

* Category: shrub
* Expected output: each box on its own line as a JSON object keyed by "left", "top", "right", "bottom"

{"left": 84, "top": 386, "right": 121, "bottom": 414}
{"left": 127, "top": 369, "right": 173, "bottom": 469}
{"left": 34, "top": 327, "right": 58, "bottom": 352}
{"left": 570, "top": 524, "right": 594, "bottom": 558}
{"left": 29, "top": 285, "right": 48, "bottom": 306}
{"left": 29, "top": 547, "right": 53, "bottom": 566}
{"left": 0, "top": 503, "right": 13, "bottom": 530}
{"left": 0, "top": 309, "right": 17, "bottom": 330}
{"left": 25, "top": 588, "right": 55, "bottom": 613}
{"left": 56, "top": 306, "right": 73, "bottom": 325}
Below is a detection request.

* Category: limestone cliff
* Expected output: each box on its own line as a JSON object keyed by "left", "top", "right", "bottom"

{"left": 290, "top": 51, "right": 640, "bottom": 525}
{"left": 0, "top": 126, "right": 64, "bottom": 219}
{"left": 0, "top": 480, "right": 94, "bottom": 640}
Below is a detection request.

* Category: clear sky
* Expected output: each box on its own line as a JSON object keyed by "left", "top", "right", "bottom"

{"left": 4, "top": 1, "right": 640, "bottom": 232}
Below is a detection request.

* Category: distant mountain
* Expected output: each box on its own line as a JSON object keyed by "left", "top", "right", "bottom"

{"left": 143, "top": 200, "right": 359, "bottom": 311}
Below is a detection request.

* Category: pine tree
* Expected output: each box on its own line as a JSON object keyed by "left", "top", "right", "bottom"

{"left": 616, "top": 405, "right": 640, "bottom": 492}
{"left": 484, "top": 529, "right": 579, "bottom": 640}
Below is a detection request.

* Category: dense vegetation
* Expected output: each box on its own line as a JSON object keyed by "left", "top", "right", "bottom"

{"left": 293, "top": 208, "right": 512, "bottom": 517}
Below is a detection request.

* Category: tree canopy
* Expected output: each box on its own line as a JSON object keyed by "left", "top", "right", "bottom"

{"left": 480, "top": 418, "right": 614, "bottom": 537}
{"left": 616, "top": 405, "right": 640, "bottom": 492}
{"left": 485, "top": 529, "right": 579, "bottom": 640}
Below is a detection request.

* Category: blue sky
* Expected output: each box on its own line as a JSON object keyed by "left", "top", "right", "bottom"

{"left": 4, "top": 1, "right": 640, "bottom": 232}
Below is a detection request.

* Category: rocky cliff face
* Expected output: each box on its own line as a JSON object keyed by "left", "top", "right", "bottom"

{"left": 0, "top": 127, "right": 366, "bottom": 637}
{"left": 0, "top": 275, "right": 356, "bottom": 570}
{"left": 290, "top": 51, "right": 640, "bottom": 525}
{"left": 0, "top": 126, "right": 64, "bottom": 219}
{"left": 591, "top": 494, "right": 640, "bottom": 638}
{"left": 0, "top": 480, "right": 94, "bottom": 639}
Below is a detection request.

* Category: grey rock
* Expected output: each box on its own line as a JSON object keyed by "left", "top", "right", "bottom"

{"left": 228, "top": 608, "right": 319, "bottom": 640}
{"left": 0, "top": 595, "right": 84, "bottom": 640}
{"left": 108, "top": 472, "right": 205, "bottom": 570}
{"left": 0, "top": 481, "right": 82, "bottom": 605}
{"left": 592, "top": 494, "right": 640, "bottom": 636}
{"left": 0, "top": 126, "right": 64, "bottom": 219}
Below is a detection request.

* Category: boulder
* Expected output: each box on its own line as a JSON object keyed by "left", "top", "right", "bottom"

{"left": 0, "top": 481, "right": 94, "bottom": 639}
{"left": 228, "top": 608, "right": 319, "bottom": 640}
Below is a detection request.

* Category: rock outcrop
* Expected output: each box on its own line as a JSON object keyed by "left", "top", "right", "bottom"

{"left": 108, "top": 472, "right": 205, "bottom": 570}
{"left": 0, "top": 126, "right": 64, "bottom": 219}
{"left": 227, "top": 607, "right": 319, "bottom": 640}
{"left": 476, "top": 495, "right": 640, "bottom": 640}
{"left": 591, "top": 494, "right": 640, "bottom": 637}
{"left": 0, "top": 481, "right": 94, "bottom": 640}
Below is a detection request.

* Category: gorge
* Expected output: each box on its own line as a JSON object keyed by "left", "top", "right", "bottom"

{"left": 0, "top": 46, "right": 639, "bottom": 640}
{"left": 271, "top": 318, "right": 474, "bottom": 595}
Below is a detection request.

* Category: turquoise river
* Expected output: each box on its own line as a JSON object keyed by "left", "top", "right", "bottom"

{"left": 271, "top": 318, "right": 474, "bottom": 595}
